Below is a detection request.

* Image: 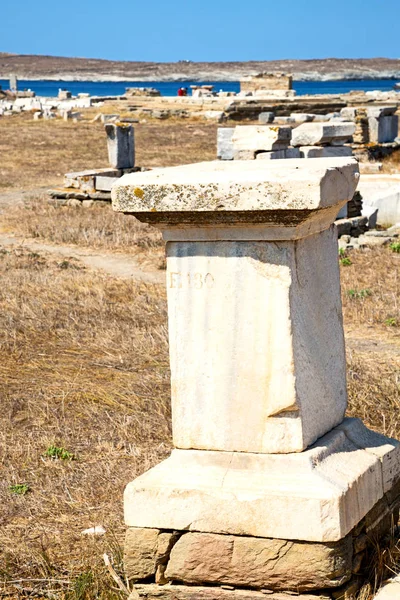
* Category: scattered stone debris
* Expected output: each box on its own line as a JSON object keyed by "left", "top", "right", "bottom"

{"left": 49, "top": 124, "right": 150, "bottom": 204}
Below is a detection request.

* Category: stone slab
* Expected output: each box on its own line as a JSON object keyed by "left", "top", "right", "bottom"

{"left": 134, "top": 584, "right": 331, "bottom": 600}
{"left": 217, "top": 128, "right": 235, "bottom": 160}
{"left": 166, "top": 227, "right": 347, "bottom": 453}
{"left": 374, "top": 576, "right": 400, "bottom": 600}
{"left": 124, "top": 418, "right": 400, "bottom": 542}
{"left": 256, "top": 148, "right": 301, "bottom": 159}
{"left": 165, "top": 531, "right": 352, "bottom": 591}
{"left": 291, "top": 123, "right": 355, "bottom": 147}
{"left": 96, "top": 175, "right": 120, "bottom": 191}
{"left": 300, "top": 146, "right": 353, "bottom": 159}
{"left": 232, "top": 126, "right": 292, "bottom": 152}
{"left": 111, "top": 158, "right": 360, "bottom": 226}
{"left": 258, "top": 111, "right": 275, "bottom": 123}
{"left": 65, "top": 168, "right": 120, "bottom": 189}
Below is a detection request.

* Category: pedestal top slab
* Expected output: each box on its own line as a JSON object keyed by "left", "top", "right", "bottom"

{"left": 111, "top": 158, "right": 359, "bottom": 226}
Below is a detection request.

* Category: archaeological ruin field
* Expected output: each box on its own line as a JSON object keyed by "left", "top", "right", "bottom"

{"left": 0, "top": 101, "right": 400, "bottom": 600}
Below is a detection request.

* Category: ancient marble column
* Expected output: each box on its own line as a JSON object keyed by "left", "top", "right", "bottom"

{"left": 112, "top": 158, "right": 400, "bottom": 598}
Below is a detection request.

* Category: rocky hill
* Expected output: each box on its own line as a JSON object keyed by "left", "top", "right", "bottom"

{"left": 1, "top": 54, "right": 400, "bottom": 82}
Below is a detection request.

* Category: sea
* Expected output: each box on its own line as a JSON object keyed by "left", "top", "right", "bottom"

{"left": 0, "top": 78, "right": 399, "bottom": 98}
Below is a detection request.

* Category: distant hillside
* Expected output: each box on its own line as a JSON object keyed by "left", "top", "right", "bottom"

{"left": 1, "top": 54, "right": 400, "bottom": 82}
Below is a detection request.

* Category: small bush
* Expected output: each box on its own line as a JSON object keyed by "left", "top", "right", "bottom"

{"left": 390, "top": 241, "right": 400, "bottom": 253}
{"left": 384, "top": 317, "right": 398, "bottom": 327}
{"left": 340, "top": 257, "right": 352, "bottom": 266}
{"left": 44, "top": 445, "right": 74, "bottom": 460}
{"left": 9, "top": 483, "right": 30, "bottom": 496}
{"left": 347, "top": 288, "right": 372, "bottom": 299}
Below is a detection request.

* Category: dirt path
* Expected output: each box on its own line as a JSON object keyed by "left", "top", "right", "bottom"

{"left": 0, "top": 232, "right": 165, "bottom": 284}
{"left": 0, "top": 189, "right": 165, "bottom": 284}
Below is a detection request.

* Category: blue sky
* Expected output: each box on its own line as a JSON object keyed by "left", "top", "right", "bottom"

{"left": 1, "top": 0, "right": 399, "bottom": 62}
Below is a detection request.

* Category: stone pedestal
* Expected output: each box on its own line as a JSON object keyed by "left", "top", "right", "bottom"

{"left": 112, "top": 158, "right": 400, "bottom": 599}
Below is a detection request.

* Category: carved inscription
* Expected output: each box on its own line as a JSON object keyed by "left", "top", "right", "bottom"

{"left": 169, "top": 272, "right": 215, "bottom": 289}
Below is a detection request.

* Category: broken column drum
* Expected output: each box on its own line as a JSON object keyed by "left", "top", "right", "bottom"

{"left": 112, "top": 158, "right": 400, "bottom": 599}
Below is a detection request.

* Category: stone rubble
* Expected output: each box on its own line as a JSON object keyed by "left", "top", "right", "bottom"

{"left": 49, "top": 125, "right": 151, "bottom": 205}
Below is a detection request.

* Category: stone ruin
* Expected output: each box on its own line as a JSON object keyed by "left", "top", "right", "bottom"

{"left": 240, "top": 72, "right": 295, "bottom": 98}
{"left": 49, "top": 123, "right": 147, "bottom": 206}
{"left": 111, "top": 157, "right": 400, "bottom": 600}
{"left": 217, "top": 123, "right": 355, "bottom": 161}
{"left": 340, "top": 106, "right": 399, "bottom": 164}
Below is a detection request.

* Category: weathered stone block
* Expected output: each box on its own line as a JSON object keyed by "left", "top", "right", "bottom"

{"left": 299, "top": 146, "right": 353, "bottom": 158}
{"left": 368, "top": 115, "right": 399, "bottom": 144}
{"left": 125, "top": 527, "right": 178, "bottom": 581}
{"left": 291, "top": 122, "right": 355, "bottom": 147}
{"left": 258, "top": 112, "right": 275, "bottom": 123}
{"left": 165, "top": 531, "right": 352, "bottom": 591}
{"left": 105, "top": 123, "right": 135, "bottom": 169}
{"left": 256, "top": 148, "right": 300, "bottom": 159}
{"left": 217, "top": 128, "right": 235, "bottom": 160}
{"left": 232, "top": 125, "right": 292, "bottom": 153}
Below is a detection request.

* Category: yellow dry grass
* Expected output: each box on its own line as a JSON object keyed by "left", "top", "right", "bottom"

{"left": 0, "top": 114, "right": 400, "bottom": 599}
{"left": 0, "top": 112, "right": 217, "bottom": 192}
{"left": 0, "top": 247, "right": 170, "bottom": 598}
{"left": 0, "top": 242, "right": 397, "bottom": 598}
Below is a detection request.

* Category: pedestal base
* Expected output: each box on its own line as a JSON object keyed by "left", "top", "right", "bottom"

{"left": 125, "top": 490, "right": 399, "bottom": 596}
{"left": 125, "top": 418, "right": 400, "bottom": 543}
{"left": 124, "top": 420, "right": 400, "bottom": 597}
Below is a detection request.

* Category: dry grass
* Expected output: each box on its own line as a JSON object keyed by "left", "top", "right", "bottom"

{"left": 340, "top": 247, "right": 400, "bottom": 439}
{"left": 0, "top": 247, "right": 170, "bottom": 598}
{"left": 0, "top": 112, "right": 217, "bottom": 192}
{"left": 1, "top": 114, "right": 400, "bottom": 598}
{"left": 0, "top": 243, "right": 397, "bottom": 598}
{"left": 2, "top": 192, "right": 165, "bottom": 268}
{"left": 382, "top": 148, "right": 400, "bottom": 174}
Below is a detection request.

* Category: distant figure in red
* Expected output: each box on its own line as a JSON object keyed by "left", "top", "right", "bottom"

{"left": 177, "top": 87, "right": 188, "bottom": 96}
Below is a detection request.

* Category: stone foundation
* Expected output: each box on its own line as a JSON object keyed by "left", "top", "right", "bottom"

{"left": 124, "top": 485, "right": 400, "bottom": 598}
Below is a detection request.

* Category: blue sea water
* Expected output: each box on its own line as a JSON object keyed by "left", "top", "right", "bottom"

{"left": 0, "top": 78, "right": 399, "bottom": 98}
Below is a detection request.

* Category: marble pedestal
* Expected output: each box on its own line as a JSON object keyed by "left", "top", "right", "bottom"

{"left": 112, "top": 159, "right": 400, "bottom": 597}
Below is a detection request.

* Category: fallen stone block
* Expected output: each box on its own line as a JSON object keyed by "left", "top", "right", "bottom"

{"left": 291, "top": 122, "right": 355, "bottom": 147}
{"left": 299, "top": 146, "right": 353, "bottom": 158}
{"left": 95, "top": 175, "right": 120, "bottom": 191}
{"left": 368, "top": 115, "right": 399, "bottom": 144}
{"left": 290, "top": 113, "right": 315, "bottom": 123}
{"left": 204, "top": 110, "right": 226, "bottom": 123}
{"left": 258, "top": 111, "right": 275, "bottom": 123}
{"left": 256, "top": 148, "right": 301, "bottom": 159}
{"left": 275, "top": 116, "right": 296, "bottom": 124}
{"left": 232, "top": 126, "right": 292, "bottom": 157}
{"left": 64, "top": 168, "right": 120, "bottom": 190}
{"left": 358, "top": 162, "right": 382, "bottom": 174}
